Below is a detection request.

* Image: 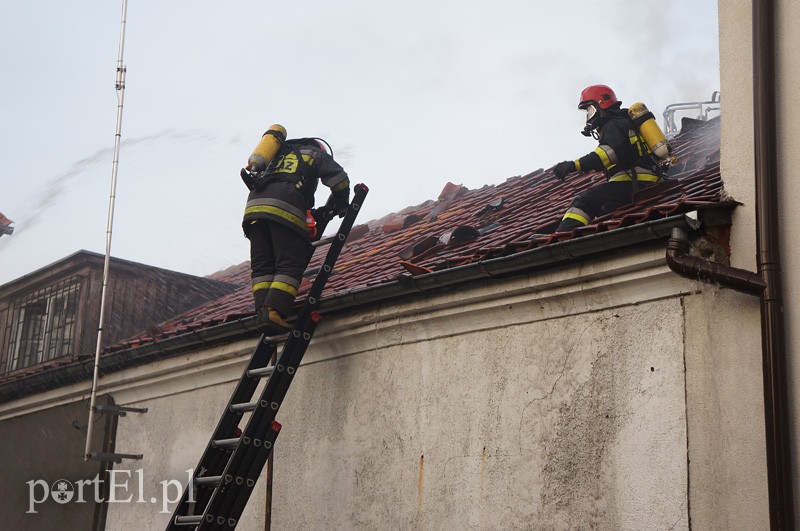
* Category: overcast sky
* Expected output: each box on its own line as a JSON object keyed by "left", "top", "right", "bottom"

{"left": 0, "top": 0, "right": 720, "bottom": 286}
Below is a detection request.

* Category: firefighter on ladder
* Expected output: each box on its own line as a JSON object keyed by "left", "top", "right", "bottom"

{"left": 551, "top": 84, "right": 663, "bottom": 232}
{"left": 241, "top": 129, "right": 350, "bottom": 334}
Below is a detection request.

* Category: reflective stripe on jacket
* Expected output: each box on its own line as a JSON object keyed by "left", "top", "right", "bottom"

{"left": 574, "top": 111, "right": 660, "bottom": 182}
{"left": 242, "top": 143, "right": 350, "bottom": 237}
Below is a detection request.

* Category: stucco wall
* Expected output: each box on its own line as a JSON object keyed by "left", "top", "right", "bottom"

{"left": 276, "top": 297, "right": 688, "bottom": 530}
{"left": 775, "top": 0, "right": 800, "bottom": 515}
{"left": 92, "top": 245, "right": 769, "bottom": 530}
{"left": 718, "top": 0, "right": 756, "bottom": 272}
{"left": 719, "top": 0, "right": 799, "bottom": 518}
{"left": 99, "top": 342, "right": 270, "bottom": 531}
{"left": 684, "top": 288, "right": 768, "bottom": 529}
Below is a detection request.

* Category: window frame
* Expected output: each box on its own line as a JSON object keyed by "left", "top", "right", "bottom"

{"left": 5, "top": 276, "right": 83, "bottom": 373}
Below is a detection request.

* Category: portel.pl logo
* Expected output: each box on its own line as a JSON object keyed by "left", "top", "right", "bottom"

{"left": 27, "top": 469, "right": 194, "bottom": 514}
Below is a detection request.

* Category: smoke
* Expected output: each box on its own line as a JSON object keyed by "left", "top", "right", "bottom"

{"left": 0, "top": 129, "right": 230, "bottom": 240}
{"left": 0, "top": 128, "right": 252, "bottom": 291}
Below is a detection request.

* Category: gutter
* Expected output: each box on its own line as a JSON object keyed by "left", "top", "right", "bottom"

{"left": 0, "top": 207, "right": 731, "bottom": 404}
{"left": 752, "top": 1, "right": 795, "bottom": 527}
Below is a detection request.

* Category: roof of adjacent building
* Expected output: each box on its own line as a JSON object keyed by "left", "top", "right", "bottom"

{"left": 107, "top": 116, "right": 723, "bottom": 352}
{"left": 0, "top": 250, "right": 237, "bottom": 387}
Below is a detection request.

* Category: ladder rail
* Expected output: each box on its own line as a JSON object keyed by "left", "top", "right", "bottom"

{"left": 166, "top": 336, "right": 279, "bottom": 525}
{"left": 200, "top": 184, "right": 367, "bottom": 528}
{"left": 202, "top": 318, "right": 320, "bottom": 527}
{"left": 166, "top": 183, "right": 368, "bottom": 530}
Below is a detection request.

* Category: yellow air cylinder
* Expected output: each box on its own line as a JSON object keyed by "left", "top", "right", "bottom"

{"left": 248, "top": 124, "right": 287, "bottom": 172}
{"left": 628, "top": 102, "right": 671, "bottom": 161}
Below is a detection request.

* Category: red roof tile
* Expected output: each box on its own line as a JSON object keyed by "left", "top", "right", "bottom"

{"left": 107, "top": 117, "right": 723, "bottom": 352}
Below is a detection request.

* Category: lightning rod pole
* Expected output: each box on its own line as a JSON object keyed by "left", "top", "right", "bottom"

{"left": 85, "top": 0, "right": 128, "bottom": 460}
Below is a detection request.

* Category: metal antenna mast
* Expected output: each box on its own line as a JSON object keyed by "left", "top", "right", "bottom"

{"left": 85, "top": 0, "right": 128, "bottom": 460}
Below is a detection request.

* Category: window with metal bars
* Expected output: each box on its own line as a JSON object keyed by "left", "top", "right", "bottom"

{"left": 5, "top": 277, "right": 82, "bottom": 373}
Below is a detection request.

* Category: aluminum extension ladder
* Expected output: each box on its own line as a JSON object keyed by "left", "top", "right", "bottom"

{"left": 166, "top": 183, "right": 368, "bottom": 530}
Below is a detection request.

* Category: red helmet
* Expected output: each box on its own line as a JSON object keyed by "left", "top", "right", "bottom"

{"left": 579, "top": 84, "right": 619, "bottom": 110}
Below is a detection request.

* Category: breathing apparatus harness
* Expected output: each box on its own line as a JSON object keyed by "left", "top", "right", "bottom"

{"left": 240, "top": 137, "right": 333, "bottom": 196}
{"left": 240, "top": 125, "right": 345, "bottom": 238}
{"left": 580, "top": 104, "right": 674, "bottom": 191}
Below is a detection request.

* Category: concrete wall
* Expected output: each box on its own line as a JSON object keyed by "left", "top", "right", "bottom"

{"left": 92, "top": 244, "right": 769, "bottom": 530}
{"left": 719, "top": 0, "right": 799, "bottom": 519}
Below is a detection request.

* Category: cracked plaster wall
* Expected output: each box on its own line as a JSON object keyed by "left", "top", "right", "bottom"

{"left": 683, "top": 288, "right": 768, "bottom": 530}
{"left": 269, "top": 295, "right": 688, "bottom": 530}
{"left": 98, "top": 248, "right": 768, "bottom": 530}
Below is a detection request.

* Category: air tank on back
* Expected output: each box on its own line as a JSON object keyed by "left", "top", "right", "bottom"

{"left": 248, "top": 124, "right": 287, "bottom": 172}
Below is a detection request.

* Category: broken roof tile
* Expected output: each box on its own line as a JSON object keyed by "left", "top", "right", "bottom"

{"left": 438, "top": 226, "right": 480, "bottom": 247}
{"left": 399, "top": 261, "right": 433, "bottom": 276}
{"left": 438, "top": 182, "right": 468, "bottom": 202}
{"left": 382, "top": 214, "right": 406, "bottom": 233}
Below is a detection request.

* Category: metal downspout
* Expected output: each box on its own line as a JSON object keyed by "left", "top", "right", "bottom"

{"left": 753, "top": 0, "right": 795, "bottom": 528}
{"left": 665, "top": 228, "right": 766, "bottom": 294}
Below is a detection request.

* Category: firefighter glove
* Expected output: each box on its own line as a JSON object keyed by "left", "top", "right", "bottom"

{"left": 311, "top": 207, "right": 332, "bottom": 221}
{"left": 554, "top": 160, "right": 577, "bottom": 180}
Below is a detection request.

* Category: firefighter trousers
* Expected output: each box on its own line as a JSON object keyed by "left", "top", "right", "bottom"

{"left": 557, "top": 181, "right": 654, "bottom": 232}
{"left": 246, "top": 220, "right": 313, "bottom": 318}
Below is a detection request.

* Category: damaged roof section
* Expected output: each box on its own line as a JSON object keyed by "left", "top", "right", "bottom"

{"left": 106, "top": 117, "right": 724, "bottom": 352}
{"left": 314, "top": 116, "right": 723, "bottom": 279}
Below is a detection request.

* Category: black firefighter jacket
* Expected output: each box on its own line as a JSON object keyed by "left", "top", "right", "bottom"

{"left": 242, "top": 141, "right": 350, "bottom": 238}
{"left": 574, "top": 109, "right": 659, "bottom": 183}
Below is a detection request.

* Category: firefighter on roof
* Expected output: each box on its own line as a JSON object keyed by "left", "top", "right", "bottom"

{"left": 242, "top": 126, "right": 350, "bottom": 334}
{"left": 551, "top": 84, "right": 664, "bottom": 232}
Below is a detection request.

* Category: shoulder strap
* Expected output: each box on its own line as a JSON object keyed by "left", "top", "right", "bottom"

{"left": 287, "top": 146, "right": 318, "bottom": 206}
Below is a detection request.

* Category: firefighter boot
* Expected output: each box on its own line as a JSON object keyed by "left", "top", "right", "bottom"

{"left": 255, "top": 305, "right": 292, "bottom": 335}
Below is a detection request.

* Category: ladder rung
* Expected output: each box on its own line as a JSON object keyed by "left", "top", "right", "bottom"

{"left": 230, "top": 401, "right": 257, "bottom": 413}
{"left": 194, "top": 475, "right": 221, "bottom": 487}
{"left": 174, "top": 515, "right": 203, "bottom": 526}
{"left": 312, "top": 235, "right": 334, "bottom": 247}
{"left": 263, "top": 332, "right": 290, "bottom": 343}
{"left": 212, "top": 438, "right": 239, "bottom": 450}
{"left": 246, "top": 366, "right": 274, "bottom": 378}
